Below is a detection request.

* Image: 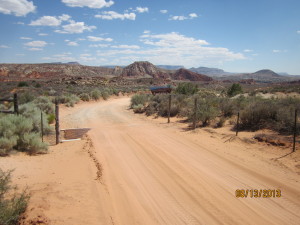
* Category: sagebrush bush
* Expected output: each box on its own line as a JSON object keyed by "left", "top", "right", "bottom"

{"left": 175, "top": 82, "right": 198, "bottom": 95}
{"left": 130, "top": 94, "right": 149, "bottom": 108}
{"left": 90, "top": 89, "right": 101, "bottom": 100}
{"left": 79, "top": 93, "right": 90, "bottom": 101}
{"left": 0, "top": 169, "right": 29, "bottom": 225}
{"left": 19, "top": 103, "right": 51, "bottom": 134}
{"left": 101, "top": 91, "right": 109, "bottom": 100}
{"left": 33, "top": 96, "right": 54, "bottom": 114}
{"left": 0, "top": 114, "right": 48, "bottom": 155}
{"left": 188, "top": 96, "right": 219, "bottom": 126}
{"left": 227, "top": 83, "right": 243, "bottom": 97}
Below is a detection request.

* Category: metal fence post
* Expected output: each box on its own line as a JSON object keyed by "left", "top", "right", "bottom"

{"left": 14, "top": 93, "right": 18, "bottom": 115}
{"left": 193, "top": 98, "right": 198, "bottom": 130}
{"left": 41, "top": 111, "right": 44, "bottom": 142}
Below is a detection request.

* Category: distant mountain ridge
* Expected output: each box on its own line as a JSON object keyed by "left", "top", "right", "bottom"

{"left": 189, "top": 67, "right": 233, "bottom": 77}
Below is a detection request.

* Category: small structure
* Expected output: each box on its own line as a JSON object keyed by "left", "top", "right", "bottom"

{"left": 150, "top": 85, "right": 172, "bottom": 95}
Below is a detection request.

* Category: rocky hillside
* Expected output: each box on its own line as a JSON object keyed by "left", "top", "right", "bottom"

{"left": 121, "top": 61, "right": 169, "bottom": 79}
{"left": 171, "top": 68, "right": 213, "bottom": 81}
{"left": 0, "top": 63, "right": 116, "bottom": 81}
{"left": 218, "top": 69, "right": 292, "bottom": 83}
{"left": 189, "top": 67, "right": 233, "bottom": 77}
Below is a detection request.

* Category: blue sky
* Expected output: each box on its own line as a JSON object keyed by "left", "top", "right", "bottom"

{"left": 0, "top": 0, "right": 300, "bottom": 74}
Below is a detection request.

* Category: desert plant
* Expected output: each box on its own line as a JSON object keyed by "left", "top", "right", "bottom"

{"left": 130, "top": 94, "right": 149, "bottom": 108}
{"left": 79, "top": 93, "right": 90, "bottom": 101}
{"left": 101, "top": 91, "right": 109, "bottom": 100}
{"left": 227, "top": 83, "right": 243, "bottom": 97}
{"left": 90, "top": 89, "right": 101, "bottom": 100}
{"left": 17, "top": 82, "right": 28, "bottom": 87}
{"left": 0, "top": 169, "right": 30, "bottom": 225}
{"left": 189, "top": 96, "right": 219, "bottom": 126}
{"left": 33, "top": 96, "right": 54, "bottom": 114}
{"left": 175, "top": 82, "right": 198, "bottom": 95}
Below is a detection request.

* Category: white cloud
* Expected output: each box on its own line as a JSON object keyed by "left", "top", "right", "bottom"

{"left": 20, "top": 37, "right": 32, "bottom": 40}
{"left": 169, "top": 16, "right": 187, "bottom": 21}
{"left": 89, "top": 44, "right": 110, "bottom": 48}
{"left": 27, "top": 47, "right": 43, "bottom": 51}
{"left": 112, "top": 45, "right": 140, "bottom": 49}
{"left": 67, "top": 41, "right": 78, "bottom": 46}
{"left": 62, "top": 0, "right": 114, "bottom": 8}
{"left": 87, "top": 36, "right": 113, "bottom": 42}
{"left": 189, "top": 13, "right": 198, "bottom": 18}
{"left": 243, "top": 49, "right": 253, "bottom": 52}
{"left": 0, "top": 0, "right": 36, "bottom": 16}
{"left": 0, "top": 45, "right": 9, "bottom": 48}
{"left": 297, "top": 30, "right": 300, "bottom": 34}
{"left": 16, "top": 53, "right": 25, "bottom": 56}
{"left": 143, "top": 30, "right": 150, "bottom": 34}
{"left": 24, "top": 40, "right": 47, "bottom": 47}
{"left": 160, "top": 10, "right": 168, "bottom": 14}
{"left": 59, "top": 14, "right": 71, "bottom": 21}
{"left": 38, "top": 33, "right": 48, "bottom": 36}
{"left": 96, "top": 32, "right": 244, "bottom": 67}
{"left": 15, "top": 21, "right": 25, "bottom": 25}
{"left": 95, "top": 11, "right": 136, "bottom": 20}
{"left": 135, "top": 7, "right": 148, "bottom": 13}
{"left": 169, "top": 13, "right": 198, "bottom": 21}
{"left": 56, "top": 20, "right": 96, "bottom": 34}
{"left": 29, "top": 14, "right": 71, "bottom": 26}
{"left": 273, "top": 49, "right": 281, "bottom": 53}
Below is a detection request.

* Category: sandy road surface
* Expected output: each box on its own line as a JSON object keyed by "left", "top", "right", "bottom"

{"left": 60, "top": 97, "right": 300, "bottom": 225}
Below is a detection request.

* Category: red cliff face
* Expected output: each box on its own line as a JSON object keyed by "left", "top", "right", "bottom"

{"left": 171, "top": 68, "right": 213, "bottom": 81}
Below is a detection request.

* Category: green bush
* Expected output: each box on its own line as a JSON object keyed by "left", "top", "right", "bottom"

{"left": 0, "top": 169, "right": 29, "bottom": 225}
{"left": 189, "top": 96, "right": 219, "bottom": 126}
{"left": 47, "top": 114, "right": 55, "bottom": 124}
{"left": 175, "top": 83, "right": 198, "bottom": 95}
{"left": 227, "top": 83, "right": 243, "bottom": 97}
{"left": 90, "top": 89, "right": 101, "bottom": 100}
{"left": 79, "top": 93, "right": 90, "bottom": 101}
{"left": 0, "top": 114, "right": 48, "bottom": 155}
{"left": 17, "top": 82, "right": 28, "bottom": 87}
{"left": 101, "top": 91, "right": 109, "bottom": 100}
{"left": 58, "top": 94, "right": 80, "bottom": 107}
{"left": 33, "top": 96, "right": 54, "bottom": 114}
{"left": 130, "top": 94, "right": 149, "bottom": 108}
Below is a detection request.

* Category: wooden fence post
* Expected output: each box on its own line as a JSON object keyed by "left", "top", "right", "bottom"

{"left": 236, "top": 112, "right": 240, "bottom": 136}
{"left": 41, "top": 111, "right": 44, "bottom": 142}
{"left": 193, "top": 98, "right": 198, "bottom": 130}
{"left": 13, "top": 93, "right": 18, "bottom": 115}
{"left": 55, "top": 99, "right": 60, "bottom": 145}
{"left": 293, "top": 109, "right": 297, "bottom": 152}
{"left": 168, "top": 94, "right": 171, "bottom": 123}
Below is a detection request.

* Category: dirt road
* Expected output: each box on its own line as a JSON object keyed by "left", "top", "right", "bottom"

{"left": 60, "top": 97, "right": 300, "bottom": 225}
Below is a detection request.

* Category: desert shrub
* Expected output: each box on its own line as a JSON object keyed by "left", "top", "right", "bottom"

{"left": 131, "top": 94, "right": 149, "bottom": 108}
{"left": 34, "top": 83, "right": 41, "bottom": 88}
{"left": 90, "top": 89, "right": 101, "bottom": 100}
{"left": 47, "top": 114, "right": 55, "bottom": 124}
{"left": 17, "top": 82, "right": 28, "bottom": 87}
{"left": 79, "top": 93, "right": 90, "bottom": 101}
{"left": 216, "top": 117, "right": 226, "bottom": 128}
{"left": 33, "top": 96, "right": 54, "bottom": 114}
{"left": 189, "top": 96, "right": 219, "bottom": 126}
{"left": 19, "top": 103, "right": 51, "bottom": 134}
{"left": 112, "top": 88, "right": 119, "bottom": 96}
{"left": 0, "top": 137, "right": 18, "bottom": 156}
{"left": 227, "top": 83, "right": 243, "bottom": 97}
{"left": 239, "top": 99, "right": 278, "bottom": 130}
{"left": 0, "top": 114, "right": 48, "bottom": 155}
{"left": 219, "top": 98, "right": 236, "bottom": 117}
{"left": 0, "top": 169, "right": 29, "bottom": 225}
{"left": 59, "top": 94, "right": 80, "bottom": 107}
{"left": 19, "top": 133, "right": 48, "bottom": 155}
{"left": 175, "top": 82, "right": 198, "bottom": 95}
{"left": 101, "top": 91, "right": 109, "bottom": 100}
{"left": 18, "top": 92, "right": 35, "bottom": 104}
{"left": 133, "top": 104, "right": 145, "bottom": 113}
